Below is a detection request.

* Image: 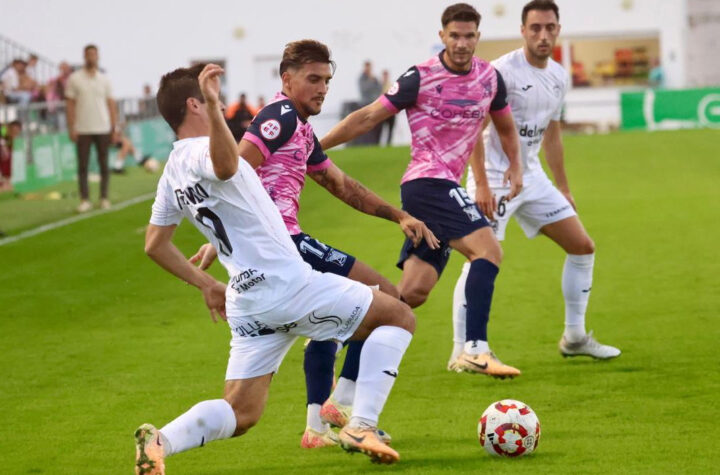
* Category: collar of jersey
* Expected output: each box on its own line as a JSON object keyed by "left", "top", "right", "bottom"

{"left": 173, "top": 136, "right": 209, "bottom": 147}
{"left": 438, "top": 50, "right": 473, "bottom": 76}
{"left": 278, "top": 92, "right": 307, "bottom": 124}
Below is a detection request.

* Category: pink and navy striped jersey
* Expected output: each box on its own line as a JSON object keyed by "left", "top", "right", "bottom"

{"left": 379, "top": 52, "right": 510, "bottom": 185}
{"left": 242, "top": 92, "right": 331, "bottom": 235}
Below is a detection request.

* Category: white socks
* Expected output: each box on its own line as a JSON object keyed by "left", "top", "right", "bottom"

{"left": 306, "top": 403, "right": 328, "bottom": 433}
{"left": 562, "top": 253, "right": 594, "bottom": 342}
{"left": 333, "top": 377, "right": 356, "bottom": 407}
{"left": 350, "top": 326, "right": 412, "bottom": 428}
{"left": 455, "top": 253, "right": 596, "bottom": 345}
{"left": 451, "top": 262, "right": 470, "bottom": 360}
{"left": 160, "top": 399, "right": 236, "bottom": 457}
{"left": 464, "top": 339, "right": 490, "bottom": 355}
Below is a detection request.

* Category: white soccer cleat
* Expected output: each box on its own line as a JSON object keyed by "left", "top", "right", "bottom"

{"left": 559, "top": 330, "right": 621, "bottom": 359}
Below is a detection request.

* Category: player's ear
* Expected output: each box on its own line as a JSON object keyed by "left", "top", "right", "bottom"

{"left": 281, "top": 70, "right": 292, "bottom": 89}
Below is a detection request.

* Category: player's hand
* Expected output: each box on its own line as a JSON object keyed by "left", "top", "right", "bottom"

{"left": 200, "top": 280, "right": 227, "bottom": 323}
{"left": 69, "top": 129, "right": 77, "bottom": 143}
{"left": 475, "top": 184, "right": 496, "bottom": 220}
{"left": 198, "top": 64, "right": 224, "bottom": 105}
{"left": 399, "top": 212, "right": 440, "bottom": 249}
{"left": 561, "top": 189, "right": 577, "bottom": 210}
{"left": 189, "top": 243, "right": 218, "bottom": 270}
{"left": 503, "top": 164, "right": 523, "bottom": 201}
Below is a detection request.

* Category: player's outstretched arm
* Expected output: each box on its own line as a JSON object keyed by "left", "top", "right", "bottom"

{"left": 145, "top": 224, "right": 227, "bottom": 322}
{"left": 542, "top": 120, "right": 575, "bottom": 210}
{"left": 199, "top": 64, "right": 238, "bottom": 180}
{"left": 320, "top": 101, "right": 394, "bottom": 151}
{"left": 491, "top": 110, "right": 523, "bottom": 199}
{"left": 308, "top": 162, "right": 439, "bottom": 249}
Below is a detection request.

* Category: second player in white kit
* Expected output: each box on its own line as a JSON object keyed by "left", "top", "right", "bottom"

{"left": 450, "top": 0, "right": 620, "bottom": 367}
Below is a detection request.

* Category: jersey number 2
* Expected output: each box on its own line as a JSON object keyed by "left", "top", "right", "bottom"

{"left": 195, "top": 208, "right": 233, "bottom": 256}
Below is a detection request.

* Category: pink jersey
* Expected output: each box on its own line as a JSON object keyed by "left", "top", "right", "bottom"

{"left": 380, "top": 52, "right": 510, "bottom": 184}
{"left": 242, "top": 92, "right": 331, "bottom": 235}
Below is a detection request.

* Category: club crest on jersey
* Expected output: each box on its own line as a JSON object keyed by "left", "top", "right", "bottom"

{"left": 387, "top": 81, "right": 399, "bottom": 96}
{"left": 260, "top": 119, "right": 281, "bottom": 140}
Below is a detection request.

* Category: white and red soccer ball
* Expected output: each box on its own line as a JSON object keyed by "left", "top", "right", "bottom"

{"left": 478, "top": 399, "right": 541, "bottom": 457}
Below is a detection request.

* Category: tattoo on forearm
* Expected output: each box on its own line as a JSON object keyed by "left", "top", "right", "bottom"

{"left": 374, "top": 205, "right": 395, "bottom": 221}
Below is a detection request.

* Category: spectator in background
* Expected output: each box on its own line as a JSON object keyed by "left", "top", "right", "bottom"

{"left": 139, "top": 83, "right": 156, "bottom": 116}
{"left": 358, "top": 60, "right": 382, "bottom": 106}
{"left": 0, "top": 120, "right": 22, "bottom": 192}
{"left": 648, "top": 58, "right": 664, "bottom": 89}
{"left": 380, "top": 69, "right": 395, "bottom": 146}
{"left": 225, "top": 92, "right": 254, "bottom": 141}
{"left": 47, "top": 62, "right": 73, "bottom": 103}
{"left": 26, "top": 54, "right": 39, "bottom": 82}
{"left": 65, "top": 44, "right": 118, "bottom": 213}
{"left": 256, "top": 95, "right": 266, "bottom": 114}
{"left": 1, "top": 59, "right": 33, "bottom": 105}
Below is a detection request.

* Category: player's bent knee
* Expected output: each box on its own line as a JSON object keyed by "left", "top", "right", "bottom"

{"left": 571, "top": 237, "right": 595, "bottom": 255}
{"left": 401, "top": 287, "right": 429, "bottom": 308}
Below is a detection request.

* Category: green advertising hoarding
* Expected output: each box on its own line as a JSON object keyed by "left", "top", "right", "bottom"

{"left": 621, "top": 87, "right": 720, "bottom": 131}
{"left": 10, "top": 118, "right": 174, "bottom": 193}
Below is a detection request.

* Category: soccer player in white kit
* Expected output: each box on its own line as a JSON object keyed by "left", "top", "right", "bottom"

{"left": 134, "top": 64, "right": 414, "bottom": 473}
{"left": 450, "top": 0, "right": 620, "bottom": 367}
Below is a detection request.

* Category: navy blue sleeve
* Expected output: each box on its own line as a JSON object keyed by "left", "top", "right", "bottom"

{"left": 490, "top": 69, "right": 509, "bottom": 111}
{"left": 242, "top": 100, "right": 298, "bottom": 158}
{"left": 307, "top": 134, "right": 328, "bottom": 167}
{"left": 381, "top": 66, "right": 420, "bottom": 112}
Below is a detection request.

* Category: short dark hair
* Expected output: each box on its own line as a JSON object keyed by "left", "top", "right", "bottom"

{"left": 156, "top": 64, "right": 206, "bottom": 133}
{"left": 522, "top": 0, "right": 560, "bottom": 24}
{"left": 279, "top": 40, "right": 335, "bottom": 75}
{"left": 441, "top": 3, "right": 481, "bottom": 27}
{"left": 84, "top": 44, "right": 98, "bottom": 54}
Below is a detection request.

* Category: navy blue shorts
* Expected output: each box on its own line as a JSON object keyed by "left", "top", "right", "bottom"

{"left": 291, "top": 233, "right": 356, "bottom": 277}
{"left": 397, "top": 178, "right": 490, "bottom": 276}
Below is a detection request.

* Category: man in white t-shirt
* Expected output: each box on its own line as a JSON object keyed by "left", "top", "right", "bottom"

{"left": 65, "top": 44, "right": 117, "bottom": 213}
{"left": 134, "top": 63, "right": 414, "bottom": 473}
{"left": 450, "top": 0, "right": 620, "bottom": 368}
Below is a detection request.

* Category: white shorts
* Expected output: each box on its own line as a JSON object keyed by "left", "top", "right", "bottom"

{"left": 468, "top": 176, "right": 576, "bottom": 241}
{"left": 224, "top": 271, "right": 373, "bottom": 380}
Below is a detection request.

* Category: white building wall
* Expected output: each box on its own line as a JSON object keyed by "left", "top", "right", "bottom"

{"left": 1, "top": 0, "right": 692, "bottom": 135}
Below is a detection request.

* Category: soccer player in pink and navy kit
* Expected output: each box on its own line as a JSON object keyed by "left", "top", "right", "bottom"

{"left": 188, "top": 40, "right": 438, "bottom": 449}
{"left": 322, "top": 4, "right": 525, "bottom": 378}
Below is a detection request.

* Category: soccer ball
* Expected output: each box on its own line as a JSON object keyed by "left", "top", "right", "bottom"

{"left": 478, "top": 399, "right": 540, "bottom": 457}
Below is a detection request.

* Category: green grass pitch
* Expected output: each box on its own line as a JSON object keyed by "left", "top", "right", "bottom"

{"left": 0, "top": 129, "right": 718, "bottom": 474}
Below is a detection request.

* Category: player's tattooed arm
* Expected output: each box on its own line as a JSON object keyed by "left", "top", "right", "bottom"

{"left": 542, "top": 120, "right": 575, "bottom": 209}
{"left": 309, "top": 163, "right": 439, "bottom": 248}
{"left": 320, "top": 101, "right": 394, "bottom": 150}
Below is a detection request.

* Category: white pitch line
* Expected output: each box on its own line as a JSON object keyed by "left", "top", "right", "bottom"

{"left": 0, "top": 192, "right": 155, "bottom": 247}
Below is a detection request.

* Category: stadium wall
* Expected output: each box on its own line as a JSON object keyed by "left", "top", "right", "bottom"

{"left": 10, "top": 118, "right": 174, "bottom": 192}
{"left": 1, "top": 0, "right": 694, "bottom": 139}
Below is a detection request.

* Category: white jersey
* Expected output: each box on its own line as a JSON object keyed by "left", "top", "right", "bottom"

{"left": 484, "top": 48, "right": 569, "bottom": 187}
{"left": 149, "top": 136, "right": 313, "bottom": 320}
